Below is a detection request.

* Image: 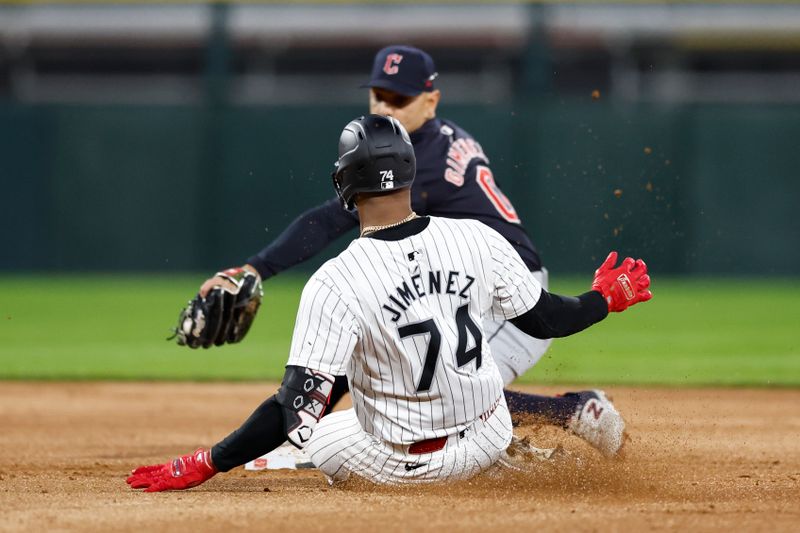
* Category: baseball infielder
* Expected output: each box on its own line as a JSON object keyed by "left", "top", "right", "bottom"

{"left": 128, "top": 115, "right": 651, "bottom": 490}
{"left": 190, "top": 45, "right": 637, "bottom": 458}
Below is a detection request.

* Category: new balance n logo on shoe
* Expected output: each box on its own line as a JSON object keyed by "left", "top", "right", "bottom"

{"left": 587, "top": 401, "right": 604, "bottom": 420}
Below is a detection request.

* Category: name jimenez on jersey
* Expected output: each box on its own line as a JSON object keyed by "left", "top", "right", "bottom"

{"left": 381, "top": 268, "right": 475, "bottom": 322}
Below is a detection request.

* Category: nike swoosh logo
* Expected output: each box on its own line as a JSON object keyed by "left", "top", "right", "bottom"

{"left": 404, "top": 463, "right": 427, "bottom": 472}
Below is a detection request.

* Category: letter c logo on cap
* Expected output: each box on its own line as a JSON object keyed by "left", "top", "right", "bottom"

{"left": 383, "top": 54, "right": 403, "bottom": 75}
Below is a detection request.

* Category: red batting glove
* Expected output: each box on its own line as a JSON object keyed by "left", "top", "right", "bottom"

{"left": 126, "top": 448, "right": 217, "bottom": 492}
{"left": 591, "top": 251, "right": 652, "bottom": 313}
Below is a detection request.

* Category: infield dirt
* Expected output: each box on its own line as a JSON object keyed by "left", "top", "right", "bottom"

{"left": 1, "top": 383, "right": 798, "bottom": 532}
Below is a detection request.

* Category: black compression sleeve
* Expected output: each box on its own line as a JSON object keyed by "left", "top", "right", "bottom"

{"left": 246, "top": 197, "right": 359, "bottom": 280}
{"left": 328, "top": 375, "right": 350, "bottom": 410}
{"left": 210, "top": 396, "right": 286, "bottom": 472}
{"left": 509, "top": 290, "right": 608, "bottom": 339}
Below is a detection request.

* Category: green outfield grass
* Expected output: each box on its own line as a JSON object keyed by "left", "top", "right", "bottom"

{"left": 0, "top": 275, "right": 798, "bottom": 386}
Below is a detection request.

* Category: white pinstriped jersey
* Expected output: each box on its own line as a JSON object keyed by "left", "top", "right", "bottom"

{"left": 286, "top": 216, "right": 542, "bottom": 446}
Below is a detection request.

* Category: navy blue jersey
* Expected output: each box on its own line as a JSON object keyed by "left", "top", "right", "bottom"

{"left": 247, "top": 117, "right": 542, "bottom": 279}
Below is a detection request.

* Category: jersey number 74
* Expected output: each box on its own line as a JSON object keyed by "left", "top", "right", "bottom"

{"left": 398, "top": 304, "right": 483, "bottom": 393}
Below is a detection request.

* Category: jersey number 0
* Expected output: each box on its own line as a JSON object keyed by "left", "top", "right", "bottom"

{"left": 476, "top": 166, "right": 520, "bottom": 224}
{"left": 398, "top": 304, "right": 483, "bottom": 393}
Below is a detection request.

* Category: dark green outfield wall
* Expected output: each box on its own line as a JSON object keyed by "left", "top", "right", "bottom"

{"left": 2, "top": 101, "right": 799, "bottom": 275}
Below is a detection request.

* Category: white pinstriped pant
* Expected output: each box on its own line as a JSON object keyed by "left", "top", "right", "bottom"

{"left": 305, "top": 398, "right": 513, "bottom": 485}
{"left": 484, "top": 268, "right": 553, "bottom": 385}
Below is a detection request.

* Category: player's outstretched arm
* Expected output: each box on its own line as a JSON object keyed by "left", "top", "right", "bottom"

{"left": 509, "top": 250, "right": 651, "bottom": 339}
{"left": 175, "top": 199, "right": 357, "bottom": 348}
{"left": 245, "top": 197, "right": 359, "bottom": 281}
{"left": 197, "top": 197, "right": 359, "bottom": 302}
{"left": 126, "top": 367, "right": 337, "bottom": 492}
{"left": 200, "top": 198, "right": 358, "bottom": 292}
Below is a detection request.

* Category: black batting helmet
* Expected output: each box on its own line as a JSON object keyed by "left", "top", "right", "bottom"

{"left": 332, "top": 114, "right": 416, "bottom": 210}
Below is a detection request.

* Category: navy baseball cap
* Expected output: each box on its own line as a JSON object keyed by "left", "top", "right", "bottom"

{"left": 361, "top": 45, "right": 438, "bottom": 96}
